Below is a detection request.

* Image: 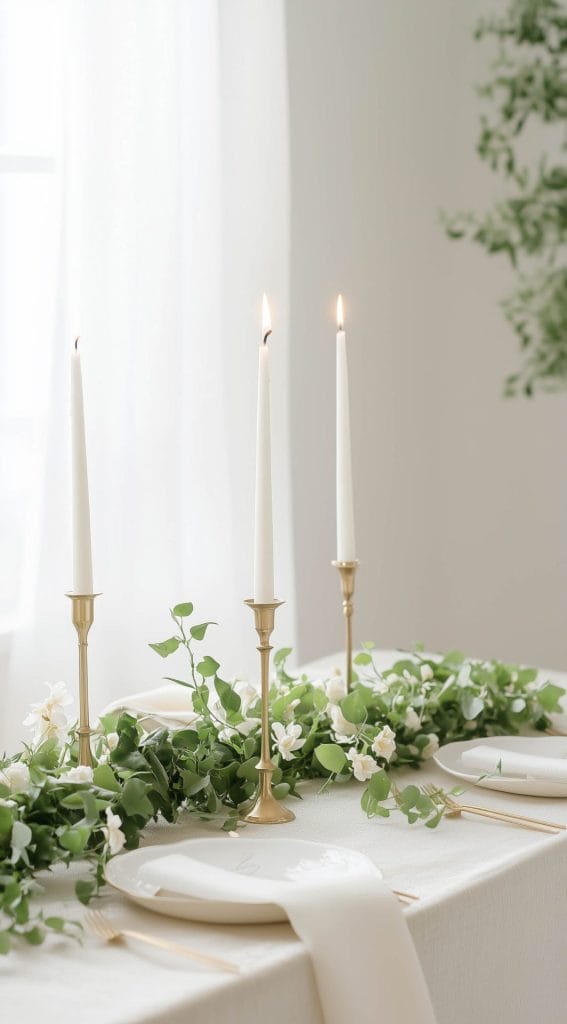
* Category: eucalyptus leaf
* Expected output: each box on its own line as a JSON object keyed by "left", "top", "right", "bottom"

{"left": 366, "top": 769, "right": 391, "bottom": 801}
{"left": 339, "top": 691, "right": 366, "bottom": 725}
{"left": 120, "top": 778, "right": 154, "bottom": 819}
{"left": 172, "top": 603, "right": 193, "bottom": 618}
{"left": 197, "top": 655, "right": 220, "bottom": 678}
{"left": 149, "top": 637, "right": 180, "bottom": 658}
{"left": 314, "top": 744, "right": 348, "bottom": 774}
{"left": 354, "top": 652, "right": 372, "bottom": 666}
{"left": 59, "top": 827, "right": 90, "bottom": 855}
{"left": 190, "top": 622, "right": 216, "bottom": 641}
{"left": 537, "top": 682, "right": 564, "bottom": 712}
{"left": 214, "top": 677, "right": 241, "bottom": 714}
{"left": 93, "top": 764, "right": 121, "bottom": 794}
{"left": 274, "top": 648, "right": 293, "bottom": 666}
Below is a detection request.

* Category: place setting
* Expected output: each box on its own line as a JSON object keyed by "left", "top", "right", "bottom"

{"left": 99, "top": 835, "right": 436, "bottom": 1022}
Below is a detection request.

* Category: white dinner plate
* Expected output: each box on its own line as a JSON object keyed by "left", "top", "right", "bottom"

{"left": 105, "top": 837, "right": 381, "bottom": 925}
{"left": 434, "top": 736, "right": 567, "bottom": 797}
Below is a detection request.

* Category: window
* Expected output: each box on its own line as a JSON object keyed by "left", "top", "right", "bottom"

{"left": 0, "top": 3, "right": 61, "bottom": 630}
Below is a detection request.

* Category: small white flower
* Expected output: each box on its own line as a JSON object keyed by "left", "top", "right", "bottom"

{"left": 325, "top": 673, "right": 347, "bottom": 703}
{"left": 218, "top": 726, "right": 237, "bottom": 743}
{"left": 0, "top": 798, "right": 16, "bottom": 808}
{"left": 283, "top": 698, "right": 301, "bottom": 721}
{"left": 404, "top": 707, "right": 421, "bottom": 733}
{"left": 328, "top": 704, "right": 358, "bottom": 744}
{"left": 65, "top": 765, "right": 94, "bottom": 784}
{"left": 372, "top": 678, "right": 388, "bottom": 694}
{"left": 0, "top": 762, "right": 31, "bottom": 794}
{"left": 102, "top": 806, "right": 126, "bottom": 855}
{"left": 234, "top": 680, "right": 260, "bottom": 718}
{"left": 236, "top": 717, "right": 260, "bottom": 737}
{"left": 372, "top": 725, "right": 396, "bottom": 762}
{"left": 420, "top": 664, "right": 434, "bottom": 682}
{"left": 347, "top": 748, "right": 379, "bottom": 783}
{"left": 212, "top": 687, "right": 260, "bottom": 738}
{"left": 0, "top": 909, "right": 13, "bottom": 930}
{"left": 23, "top": 681, "right": 73, "bottom": 747}
{"left": 422, "top": 734, "right": 440, "bottom": 759}
{"left": 106, "top": 732, "right": 120, "bottom": 751}
{"left": 272, "top": 722, "right": 305, "bottom": 761}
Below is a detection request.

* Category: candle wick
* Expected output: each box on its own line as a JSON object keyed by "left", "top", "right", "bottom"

{"left": 74, "top": 337, "right": 80, "bottom": 351}
{"left": 262, "top": 329, "right": 272, "bottom": 345}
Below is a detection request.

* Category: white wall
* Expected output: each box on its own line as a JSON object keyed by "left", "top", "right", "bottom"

{"left": 218, "top": 0, "right": 295, "bottom": 663}
{"left": 286, "top": 0, "right": 567, "bottom": 670}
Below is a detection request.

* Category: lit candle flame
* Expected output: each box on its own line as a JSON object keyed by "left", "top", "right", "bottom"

{"left": 262, "top": 293, "right": 272, "bottom": 343}
{"left": 336, "top": 295, "right": 344, "bottom": 331}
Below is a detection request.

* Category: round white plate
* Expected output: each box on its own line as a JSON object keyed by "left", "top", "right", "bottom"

{"left": 434, "top": 736, "right": 567, "bottom": 797}
{"left": 105, "top": 837, "right": 381, "bottom": 925}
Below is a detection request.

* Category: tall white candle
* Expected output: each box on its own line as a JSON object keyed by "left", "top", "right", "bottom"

{"left": 253, "top": 295, "right": 275, "bottom": 603}
{"left": 336, "top": 295, "right": 356, "bottom": 562}
{"left": 70, "top": 339, "right": 93, "bottom": 593}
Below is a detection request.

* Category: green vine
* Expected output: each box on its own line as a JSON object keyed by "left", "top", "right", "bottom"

{"left": 0, "top": 601, "right": 563, "bottom": 953}
{"left": 444, "top": 0, "right": 567, "bottom": 395}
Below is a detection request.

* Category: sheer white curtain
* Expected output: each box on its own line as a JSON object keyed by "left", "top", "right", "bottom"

{"left": 0, "top": 0, "right": 293, "bottom": 748}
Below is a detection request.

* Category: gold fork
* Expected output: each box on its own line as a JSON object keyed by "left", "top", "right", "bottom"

{"left": 85, "top": 908, "right": 240, "bottom": 974}
{"left": 423, "top": 784, "right": 564, "bottom": 834}
{"left": 392, "top": 889, "right": 419, "bottom": 904}
{"left": 150, "top": 883, "right": 419, "bottom": 907}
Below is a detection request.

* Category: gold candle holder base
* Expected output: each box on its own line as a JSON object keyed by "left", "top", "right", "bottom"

{"left": 244, "top": 599, "right": 295, "bottom": 825}
{"left": 66, "top": 593, "right": 100, "bottom": 767}
{"left": 332, "top": 560, "right": 359, "bottom": 692}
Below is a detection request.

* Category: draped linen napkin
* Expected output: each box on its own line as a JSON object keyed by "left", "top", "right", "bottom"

{"left": 102, "top": 684, "right": 199, "bottom": 730}
{"left": 461, "top": 743, "right": 567, "bottom": 782}
{"left": 137, "top": 853, "right": 438, "bottom": 1024}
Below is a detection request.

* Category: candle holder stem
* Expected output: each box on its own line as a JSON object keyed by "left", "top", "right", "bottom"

{"left": 332, "top": 561, "right": 359, "bottom": 692}
{"left": 244, "top": 599, "right": 295, "bottom": 824}
{"left": 66, "top": 594, "right": 99, "bottom": 767}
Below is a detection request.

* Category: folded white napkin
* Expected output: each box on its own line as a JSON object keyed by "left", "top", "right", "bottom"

{"left": 461, "top": 743, "right": 567, "bottom": 782}
{"left": 102, "top": 683, "right": 199, "bottom": 730}
{"left": 138, "top": 853, "right": 437, "bottom": 1024}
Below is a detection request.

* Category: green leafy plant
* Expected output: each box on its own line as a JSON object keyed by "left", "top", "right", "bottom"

{"left": 444, "top": 0, "right": 567, "bottom": 395}
{"left": 0, "top": 602, "right": 563, "bottom": 953}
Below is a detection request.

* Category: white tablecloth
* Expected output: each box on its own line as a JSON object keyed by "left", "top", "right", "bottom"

{"left": 3, "top": 654, "right": 567, "bottom": 1024}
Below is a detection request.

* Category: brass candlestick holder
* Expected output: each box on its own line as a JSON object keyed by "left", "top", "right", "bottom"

{"left": 332, "top": 560, "right": 359, "bottom": 691}
{"left": 244, "top": 599, "right": 295, "bottom": 824}
{"left": 66, "top": 593, "right": 99, "bottom": 767}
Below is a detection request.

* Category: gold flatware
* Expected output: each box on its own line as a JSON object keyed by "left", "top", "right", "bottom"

{"left": 423, "top": 785, "right": 563, "bottom": 835}
{"left": 149, "top": 883, "right": 419, "bottom": 907}
{"left": 85, "top": 909, "right": 240, "bottom": 973}
{"left": 393, "top": 889, "right": 419, "bottom": 904}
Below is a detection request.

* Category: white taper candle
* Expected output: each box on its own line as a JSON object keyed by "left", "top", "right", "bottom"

{"left": 253, "top": 295, "right": 275, "bottom": 603}
{"left": 70, "top": 339, "right": 93, "bottom": 594}
{"left": 336, "top": 295, "right": 356, "bottom": 562}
